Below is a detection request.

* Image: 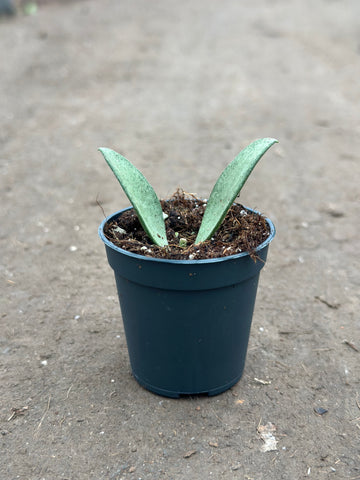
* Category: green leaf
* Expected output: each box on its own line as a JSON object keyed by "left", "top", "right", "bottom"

{"left": 195, "top": 138, "right": 278, "bottom": 244}
{"left": 23, "top": 2, "right": 38, "bottom": 15}
{"left": 99, "top": 148, "right": 168, "bottom": 247}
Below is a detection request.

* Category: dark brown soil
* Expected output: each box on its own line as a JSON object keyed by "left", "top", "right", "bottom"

{"left": 103, "top": 190, "right": 270, "bottom": 260}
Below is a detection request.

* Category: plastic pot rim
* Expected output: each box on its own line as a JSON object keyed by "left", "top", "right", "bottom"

{"left": 98, "top": 206, "right": 275, "bottom": 265}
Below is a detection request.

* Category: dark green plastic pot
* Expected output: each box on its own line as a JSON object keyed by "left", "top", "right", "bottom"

{"left": 99, "top": 207, "right": 275, "bottom": 398}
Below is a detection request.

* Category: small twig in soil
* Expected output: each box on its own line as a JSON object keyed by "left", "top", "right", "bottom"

{"left": 210, "top": 407, "right": 224, "bottom": 424}
{"left": 66, "top": 384, "right": 73, "bottom": 398}
{"left": 314, "top": 296, "right": 340, "bottom": 309}
{"left": 275, "top": 360, "right": 290, "bottom": 370}
{"left": 301, "top": 363, "right": 310, "bottom": 376}
{"left": 59, "top": 416, "right": 66, "bottom": 426}
{"left": 251, "top": 253, "right": 265, "bottom": 264}
{"left": 279, "top": 330, "right": 312, "bottom": 335}
{"left": 343, "top": 340, "right": 359, "bottom": 352}
{"left": 96, "top": 194, "right": 107, "bottom": 218}
{"left": 35, "top": 395, "right": 51, "bottom": 435}
{"left": 182, "top": 191, "right": 199, "bottom": 200}
{"left": 254, "top": 377, "right": 271, "bottom": 385}
{"left": 312, "top": 347, "right": 333, "bottom": 352}
{"left": 7, "top": 406, "right": 29, "bottom": 422}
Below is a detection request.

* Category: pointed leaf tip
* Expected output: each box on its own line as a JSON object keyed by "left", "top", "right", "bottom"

{"left": 195, "top": 138, "right": 278, "bottom": 244}
{"left": 99, "top": 148, "right": 168, "bottom": 247}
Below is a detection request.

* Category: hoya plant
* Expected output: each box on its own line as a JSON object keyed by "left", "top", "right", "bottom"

{"left": 99, "top": 138, "right": 278, "bottom": 247}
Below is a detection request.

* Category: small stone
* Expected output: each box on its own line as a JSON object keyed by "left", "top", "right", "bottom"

{"left": 314, "top": 407, "right": 328, "bottom": 416}
{"left": 114, "top": 226, "right": 127, "bottom": 235}
{"left": 179, "top": 238, "right": 187, "bottom": 248}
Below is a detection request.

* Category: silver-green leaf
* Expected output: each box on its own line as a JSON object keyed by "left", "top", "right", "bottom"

{"left": 195, "top": 138, "right": 278, "bottom": 244}
{"left": 99, "top": 147, "right": 168, "bottom": 247}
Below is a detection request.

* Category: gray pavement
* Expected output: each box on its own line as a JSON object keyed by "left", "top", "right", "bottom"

{"left": 1, "top": 1, "right": 359, "bottom": 478}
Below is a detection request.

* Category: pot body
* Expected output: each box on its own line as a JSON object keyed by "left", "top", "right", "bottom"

{"left": 99, "top": 207, "right": 275, "bottom": 398}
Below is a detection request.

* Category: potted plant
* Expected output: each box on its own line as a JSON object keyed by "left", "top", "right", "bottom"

{"left": 98, "top": 138, "right": 278, "bottom": 398}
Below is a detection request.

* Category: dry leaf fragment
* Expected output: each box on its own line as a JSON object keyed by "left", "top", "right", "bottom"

{"left": 257, "top": 422, "right": 278, "bottom": 452}
{"left": 183, "top": 450, "right": 197, "bottom": 458}
{"left": 209, "top": 441, "right": 218, "bottom": 448}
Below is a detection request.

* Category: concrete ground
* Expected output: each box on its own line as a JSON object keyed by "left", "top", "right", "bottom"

{"left": 1, "top": 0, "right": 359, "bottom": 478}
